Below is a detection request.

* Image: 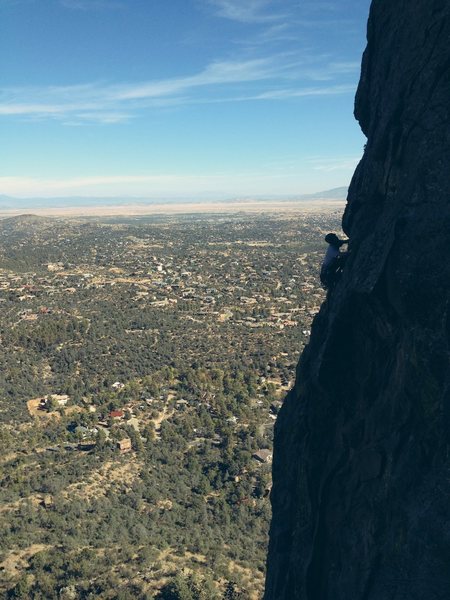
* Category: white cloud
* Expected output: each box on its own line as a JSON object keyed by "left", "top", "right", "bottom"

{"left": 207, "top": 0, "right": 284, "bottom": 23}
{"left": 0, "top": 56, "right": 287, "bottom": 122}
{"left": 305, "top": 156, "right": 361, "bottom": 172}
{"left": 0, "top": 159, "right": 361, "bottom": 199}
{"left": 0, "top": 52, "right": 358, "bottom": 124}
{"left": 0, "top": 172, "right": 310, "bottom": 198}
{"left": 246, "top": 83, "right": 356, "bottom": 100}
{"left": 113, "top": 56, "right": 282, "bottom": 101}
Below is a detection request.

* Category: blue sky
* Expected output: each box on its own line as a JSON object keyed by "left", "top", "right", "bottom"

{"left": 1, "top": 0, "right": 371, "bottom": 199}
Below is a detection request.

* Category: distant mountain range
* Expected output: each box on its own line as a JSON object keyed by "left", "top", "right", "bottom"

{"left": 0, "top": 187, "right": 348, "bottom": 209}
{"left": 298, "top": 187, "right": 348, "bottom": 200}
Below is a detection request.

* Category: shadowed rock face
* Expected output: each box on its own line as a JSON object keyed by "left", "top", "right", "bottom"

{"left": 264, "top": 1, "right": 450, "bottom": 599}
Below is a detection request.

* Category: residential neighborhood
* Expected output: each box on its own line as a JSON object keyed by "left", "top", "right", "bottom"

{"left": 0, "top": 209, "right": 341, "bottom": 599}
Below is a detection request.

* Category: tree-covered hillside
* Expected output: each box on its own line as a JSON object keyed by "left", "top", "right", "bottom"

{"left": 0, "top": 210, "right": 340, "bottom": 598}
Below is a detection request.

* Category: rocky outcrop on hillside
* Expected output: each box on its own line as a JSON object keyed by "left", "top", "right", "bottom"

{"left": 265, "top": 1, "right": 450, "bottom": 598}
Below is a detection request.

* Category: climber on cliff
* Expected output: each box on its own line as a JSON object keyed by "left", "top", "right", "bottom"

{"left": 320, "top": 233, "right": 349, "bottom": 290}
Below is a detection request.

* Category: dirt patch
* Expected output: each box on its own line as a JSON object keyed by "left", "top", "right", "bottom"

{"left": 1, "top": 544, "right": 51, "bottom": 578}
{"left": 152, "top": 406, "right": 175, "bottom": 439}
{"left": 26, "top": 398, "right": 59, "bottom": 420}
{"left": 64, "top": 405, "right": 84, "bottom": 416}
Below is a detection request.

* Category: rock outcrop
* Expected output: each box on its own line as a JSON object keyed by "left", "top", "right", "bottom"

{"left": 265, "top": 1, "right": 450, "bottom": 598}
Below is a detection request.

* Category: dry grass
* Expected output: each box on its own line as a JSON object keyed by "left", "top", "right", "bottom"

{"left": 136, "top": 549, "right": 263, "bottom": 599}
{"left": 228, "top": 560, "right": 265, "bottom": 600}
{"left": 61, "top": 458, "right": 142, "bottom": 501}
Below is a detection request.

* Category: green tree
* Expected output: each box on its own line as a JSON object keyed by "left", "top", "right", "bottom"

{"left": 156, "top": 575, "right": 193, "bottom": 600}
{"left": 96, "top": 427, "right": 108, "bottom": 450}
{"left": 8, "top": 576, "right": 31, "bottom": 599}
{"left": 46, "top": 397, "right": 57, "bottom": 412}
{"left": 223, "top": 581, "right": 248, "bottom": 599}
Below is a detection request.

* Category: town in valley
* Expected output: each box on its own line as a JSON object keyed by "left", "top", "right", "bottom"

{"left": 0, "top": 207, "right": 341, "bottom": 599}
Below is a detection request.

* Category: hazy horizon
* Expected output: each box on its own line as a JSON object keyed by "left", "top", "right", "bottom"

{"left": 0, "top": 185, "right": 348, "bottom": 205}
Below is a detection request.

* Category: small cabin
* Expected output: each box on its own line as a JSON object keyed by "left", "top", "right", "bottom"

{"left": 117, "top": 438, "right": 132, "bottom": 453}
{"left": 109, "top": 410, "right": 124, "bottom": 420}
{"left": 252, "top": 449, "right": 273, "bottom": 464}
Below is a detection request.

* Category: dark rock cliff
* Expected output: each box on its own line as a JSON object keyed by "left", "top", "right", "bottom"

{"left": 265, "top": 1, "right": 450, "bottom": 599}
